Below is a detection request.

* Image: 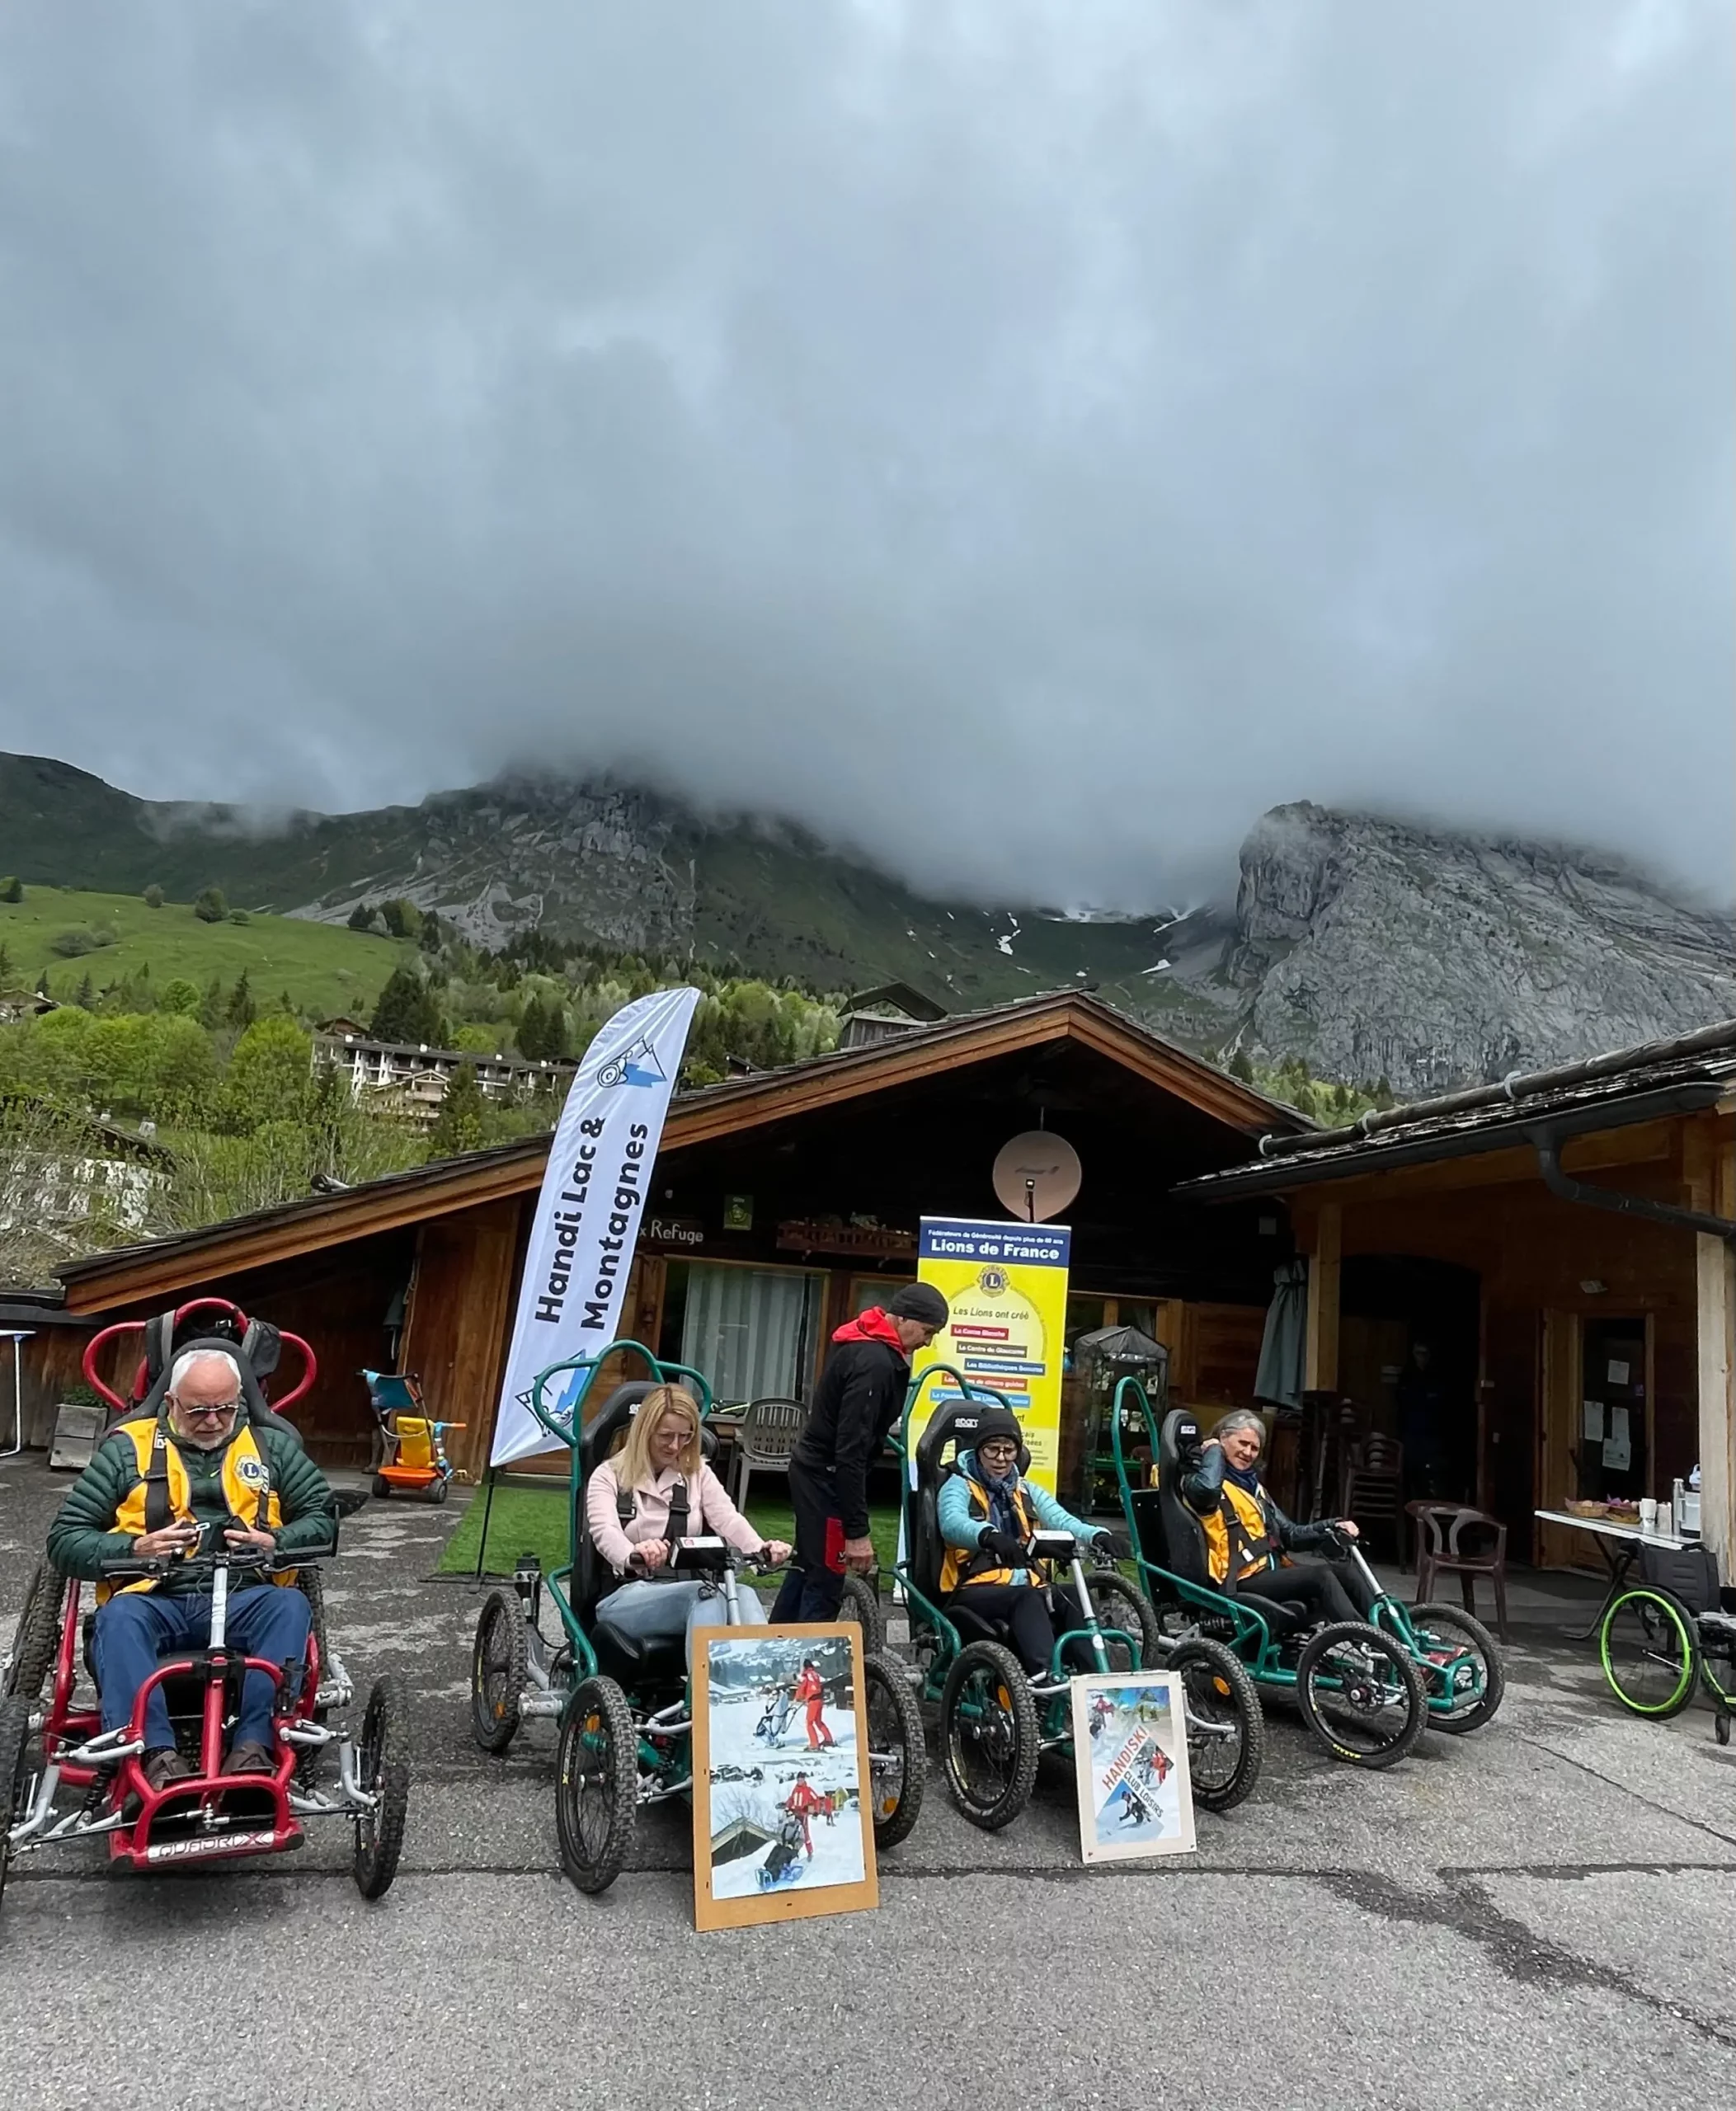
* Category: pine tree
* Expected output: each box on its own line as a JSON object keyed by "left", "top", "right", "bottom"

{"left": 0, "top": 942, "right": 12, "bottom": 986}
{"left": 198, "top": 975, "right": 225, "bottom": 1028}
{"left": 369, "top": 965, "right": 444, "bottom": 1046}
{"left": 346, "top": 901, "right": 375, "bottom": 932}
{"left": 226, "top": 971, "right": 256, "bottom": 1028}
{"left": 35, "top": 971, "right": 49, "bottom": 997}
{"left": 0, "top": 877, "right": 21, "bottom": 904}
{"left": 73, "top": 972, "right": 95, "bottom": 1009}
{"left": 427, "top": 1061, "right": 486, "bottom": 1158}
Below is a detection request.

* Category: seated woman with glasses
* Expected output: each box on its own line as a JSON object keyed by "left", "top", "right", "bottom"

{"left": 935, "top": 1405, "right": 1128, "bottom": 1676}
{"left": 586, "top": 1384, "right": 791, "bottom": 1657}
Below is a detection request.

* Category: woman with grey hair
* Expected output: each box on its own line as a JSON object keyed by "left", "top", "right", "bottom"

{"left": 1178, "top": 1408, "right": 1372, "bottom": 1624}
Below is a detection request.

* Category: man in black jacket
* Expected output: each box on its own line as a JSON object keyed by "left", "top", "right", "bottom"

{"left": 769, "top": 1282, "right": 949, "bottom": 1624}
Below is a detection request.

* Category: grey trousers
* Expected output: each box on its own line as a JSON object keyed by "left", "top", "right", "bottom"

{"left": 593, "top": 1577, "right": 764, "bottom": 1653}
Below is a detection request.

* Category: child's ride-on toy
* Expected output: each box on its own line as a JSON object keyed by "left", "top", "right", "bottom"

{"left": 1110, "top": 1385, "right": 1432, "bottom": 1767}
{"left": 887, "top": 1371, "right": 1264, "bottom": 1829}
{"left": 363, "top": 1369, "right": 465, "bottom": 1505}
{"left": 467, "top": 1342, "right": 925, "bottom": 1894}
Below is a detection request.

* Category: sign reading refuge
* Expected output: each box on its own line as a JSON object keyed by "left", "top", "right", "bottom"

{"left": 911, "top": 1215, "right": 1071, "bottom": 1493}
{"left": 490, "top": 985, "right": 701, "bottom": 1467}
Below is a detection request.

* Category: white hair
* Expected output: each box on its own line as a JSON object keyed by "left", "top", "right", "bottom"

{"left": 169, "top": 1347, "right": 243, "bottom": 1396}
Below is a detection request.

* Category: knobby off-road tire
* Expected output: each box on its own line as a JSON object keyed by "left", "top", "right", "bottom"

{"left": 352, "top": 1676, "right": 411, "bottom": 1901}
{"left": 839, "top": 1573, "right": 887, "bottom": 1655}
{"left": 0, "top": 1694, "right": 31, "bottom": 1916}
{"left": 1084, "top": 1572, "right": 1164, "bottom": 1671}
{"left": 941, "top": 1639, "right": 1039, "bottom": 1831}
{"left": 1167, "top": 1636, "right": 1264, "bottom": 1812}
{"left": 556, "top": 1676, "right": 637, "bottom": 1895}
{"left": 1406, "top": 1602, "right": 1505, "bottom": 1735}
{"left": 3, "top": 1563, "right": 61, "bottom": 1704}
{"left": 861, "top": 1650, "right": 924, "bottom": 1850}
{"left": 471, "top": 1589, "right": 529, "bottom": 1755}
{"left": 1295, "top": 1623, "right": 1427, "bottom": 1769}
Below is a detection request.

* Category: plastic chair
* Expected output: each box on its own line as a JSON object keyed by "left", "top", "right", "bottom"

{"left": 1341, "top": 1433, "right": 1406, "bottom": 1564}
{"left": 729, "top": 1396, "right": 807, "bottom": 1513}
{"left": 1409, "top": 1502, "right": 1509, "bottom": 1643}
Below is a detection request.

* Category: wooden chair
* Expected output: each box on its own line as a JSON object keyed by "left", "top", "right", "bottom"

{"left": 1409, "top": 1502, "right": 1509, "bottom": 1643}
{"left": 728, "top": 1396, "right": 806, "bottom": 1513}
{"left": 1340, "top": 1433, "right": 1406, "bottom": 1564}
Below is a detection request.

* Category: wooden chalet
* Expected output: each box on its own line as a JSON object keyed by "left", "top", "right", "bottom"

{"left": 41, "top": 994, "right": 1306, "bottom": 1489}
{"left": 1177, "top": 1020, "right": 1736, "bottom": 1574}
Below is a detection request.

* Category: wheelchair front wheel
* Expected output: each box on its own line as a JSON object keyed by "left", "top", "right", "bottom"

{"left": 1295, "top": 1623, "right": 1426, "bottom": 1768}
{"left": 862, "top": 1650, "right": 924, "bottom": 1848}
{"left": 840, "top": 1573, "right": 887, "bottom": 1655}
{"left": 1406, "top": 1602, "right": 1504, "bottom": 1735}
{"left": 1167, "top": 1637, "right": 1263, "bottom": 1812}
{"left": 941, "top": 1640, "right": 1039, "bottom": 1831}
{"left": 471, "top": 1588, "right": 529, "bottom": 1754}
{"left": 0, "top": 1694, "right": 31, "bottom": 1917}
{"left": 352, "top": 1676, "right": 411, "bottom": 1900}
{"left": 1084, "top": 1573, "right": 1163, "bottom": 1671}
{"left": 556, "top": 1676, "right": 637, "bottom": 1893}
{"left": 1600, "top": 1587, "right": 1699, "bottom": 1718}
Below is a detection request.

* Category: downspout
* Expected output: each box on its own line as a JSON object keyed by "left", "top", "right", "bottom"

{"left": 1529, "top": 1128, "right": 1736, "bottom": 1243}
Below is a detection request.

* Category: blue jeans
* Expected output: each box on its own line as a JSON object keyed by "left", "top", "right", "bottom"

{"left": 593, "top": 1578, "right": 764, "bottom": 1655}
{"left": 92, "top": 1586, "right": 312, "bottom": 1755}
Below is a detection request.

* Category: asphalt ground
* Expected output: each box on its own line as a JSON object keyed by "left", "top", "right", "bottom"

{"left": 3, "top": 1457, "right": 1734, "bottom": 2111}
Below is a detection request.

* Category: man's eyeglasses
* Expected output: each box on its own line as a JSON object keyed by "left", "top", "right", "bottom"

{"left": 178, "top": 1399, "right": 242, "bottom": 1418}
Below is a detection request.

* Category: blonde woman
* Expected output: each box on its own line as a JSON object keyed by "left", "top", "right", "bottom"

{"left": 586, "top": 1385, "right": 792, "bottom": 1654}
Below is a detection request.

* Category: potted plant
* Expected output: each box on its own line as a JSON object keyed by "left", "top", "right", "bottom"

{"left": 49, "top": 1378, "right": 107, "bottom": 1473}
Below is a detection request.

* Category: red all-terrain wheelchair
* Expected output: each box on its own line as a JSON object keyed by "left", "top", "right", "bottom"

{"left": 0, "top": 1300, "right": 409, "bottom": 1909}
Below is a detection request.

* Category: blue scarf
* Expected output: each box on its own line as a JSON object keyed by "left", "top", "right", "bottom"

{"left": 971, "top": 1450, "right": 1023, "bottom": 1540}
{"left": 1223, "top": 1458, "right": 1264, "bottom": 1502}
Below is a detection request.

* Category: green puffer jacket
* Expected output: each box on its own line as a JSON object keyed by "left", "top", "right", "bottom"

{"left": 47, "top": 1420, "right": 334, "bottom": 1593}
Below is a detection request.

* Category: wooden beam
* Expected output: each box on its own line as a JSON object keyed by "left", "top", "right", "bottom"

{"left": 1687, "top": 1118, "right": 1736, "bottom": 1577}
{"left": 1275, "top": 1120, "right": 1678, "bottom": 1211}
{"left": 1303, "top": 1202, "right": 1341, "bottom": 1394}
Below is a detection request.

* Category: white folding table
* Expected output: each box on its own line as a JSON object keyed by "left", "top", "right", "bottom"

{"left": 1533, "top": 1507, "right": 1691, "bottom": 1641}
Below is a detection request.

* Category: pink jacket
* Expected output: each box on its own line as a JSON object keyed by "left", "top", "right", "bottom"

{"left": 586, "top": 1459, "right": 765, "bottom": 1575}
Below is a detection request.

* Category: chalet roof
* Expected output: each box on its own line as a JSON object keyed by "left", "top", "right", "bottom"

{"left": 55, "top": 990, "right": 1305, "bottom": 1311}
{"left": 845, "top": 979, "right": 948, "bottom": 1023}
{"left": 1175, "top": 1016, "right": 1736, "bottom": 1202}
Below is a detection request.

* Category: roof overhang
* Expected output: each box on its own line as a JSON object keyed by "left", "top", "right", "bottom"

{"left": 1175, "top": 1077, "right": 1729, "bottom": 1205}
{"left": 57, "top": 992, "right": 1301, "bottom": 1313}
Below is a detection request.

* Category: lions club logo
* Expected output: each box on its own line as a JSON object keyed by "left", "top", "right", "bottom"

{"left": 977, "top": 1264, "right": 1009, "bottom": 1296}
{"left": 235, "top": 1455, "right": 270, "bottom": 1492}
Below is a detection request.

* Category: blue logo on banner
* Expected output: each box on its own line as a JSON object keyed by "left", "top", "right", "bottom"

{"left": 595, "top": 1034, "right": 668, "bottom": 1090}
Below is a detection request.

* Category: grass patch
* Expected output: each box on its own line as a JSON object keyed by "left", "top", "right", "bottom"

{"left": 440, "top": 1481, "right": 906, "bottom": 1579}
{"left": 0, "top": 886, "right": 416, "bottom": 1015}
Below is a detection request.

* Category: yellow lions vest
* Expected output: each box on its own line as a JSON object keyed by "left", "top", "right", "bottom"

{"left": 1199, "top": 1476, "right": 1281, "bottom": 1587}
{"left": 939, "top": 1470, "right": 1040, "bottom": 1594}
{"left": 98, "top": 1416, "right": 289, "bottom": 1602}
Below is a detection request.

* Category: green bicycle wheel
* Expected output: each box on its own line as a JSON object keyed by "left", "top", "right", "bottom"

{"left": 1600, "top": 1587, "right": 1699, "bottom": 1718}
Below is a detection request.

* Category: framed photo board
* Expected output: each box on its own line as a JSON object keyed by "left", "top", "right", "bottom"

{"left": 691, "top": 1623, "right": 879, "bottom": 1932}
{"left": 1070, "top": 1671, "right": 1197, "bottom": 1864}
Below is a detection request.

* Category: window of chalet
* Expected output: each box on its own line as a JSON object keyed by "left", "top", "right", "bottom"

{"left": 664, "top": 1261, "right": 827, "bottom": 1407}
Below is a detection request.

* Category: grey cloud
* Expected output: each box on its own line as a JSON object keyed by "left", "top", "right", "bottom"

{"left": 0, "top": 0, "right": 1729, "bottom": 909}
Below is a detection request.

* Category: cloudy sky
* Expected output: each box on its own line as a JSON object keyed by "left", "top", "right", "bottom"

{"left": 0, "top": 1, "right": 1729, "bottom": 908}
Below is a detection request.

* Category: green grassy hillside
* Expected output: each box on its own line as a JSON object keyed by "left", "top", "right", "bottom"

{"left": 0, "top": 886, "right": 417, "bottom": 1017}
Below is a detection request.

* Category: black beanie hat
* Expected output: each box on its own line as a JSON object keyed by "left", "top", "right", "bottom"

{"left": 967, "top": 1404, "right": 1023, "bottom": 1455}
{"left": 887, "top": 1282, "right": 949, "bottom": 1328}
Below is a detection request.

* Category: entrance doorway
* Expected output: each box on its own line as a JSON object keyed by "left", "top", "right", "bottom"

{"left": 1339, "top": 1257, "right": 1480, "bottom": 1508}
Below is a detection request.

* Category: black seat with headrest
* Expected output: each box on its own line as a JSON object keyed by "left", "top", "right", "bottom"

{"left": 574, "top": 1380, "right": 718, "bottom": 1633}
{"left": 118, "top": 1333, "right": 305, "bottom": 1449}
{"left": 909, "top": 1397, "right": 1029, "bottom": 1609}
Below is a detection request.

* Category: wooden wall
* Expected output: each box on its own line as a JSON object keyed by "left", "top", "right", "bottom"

{"left": 399, "top": 1197, "right": 525, "bottom": 1483}
{"left": 1291, "top": 1117, "right": 1710, "bottom": 1568}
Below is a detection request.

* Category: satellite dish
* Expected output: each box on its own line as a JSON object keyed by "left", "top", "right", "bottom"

{"left": 992, "top": 1131, "right": 1081, "bottom": 1224}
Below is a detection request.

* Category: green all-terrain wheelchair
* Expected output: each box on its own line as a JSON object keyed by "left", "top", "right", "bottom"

{"left": 468, "top": 1341, "right": 924, "bottom": 1892}
{"left": 1108, "top": 1380, "right": 1489, "bottom": 1766}
{"left": 878, "top": 1369, "right": 1263, "bottom": 1829}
